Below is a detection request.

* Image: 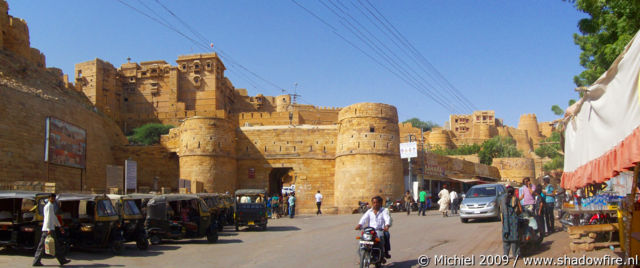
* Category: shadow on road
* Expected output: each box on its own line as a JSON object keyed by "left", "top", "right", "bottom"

{"left": 215, "top": 239, "right": 243, "bottom": 244}
{"left": 522, "top": 240, "right": 552, "bottom": 256}
{"left": 218, "top": 232, "right": 238, "bottom": 237}
{"left": 392, "top": 259, "right": 418, "bottom": 268}
{"left": 264, "top": 226, "right": 300, "bottom": 232}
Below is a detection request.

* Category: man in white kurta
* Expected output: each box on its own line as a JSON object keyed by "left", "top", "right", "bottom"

{"left": 438, "top": 185, "right": 451, "bottom": 217}
{"left": 33, "top": 194, "right": 70, "bottom": 266}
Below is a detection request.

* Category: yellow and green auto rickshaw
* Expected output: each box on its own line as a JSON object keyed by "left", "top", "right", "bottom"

{"left": 234, "top": 189, "right": 268, "bottom": 231}
{"left": 57, "top": 193, "right": 124, "bottom": 254}
{"left": 108, "top": 194, "right": 148, "bottom": 250}
{"left": 0, "top": 191, "right": 49, "bottom": 250}
{"left": 145, "top": 194, "right": 218, "bottom": 244}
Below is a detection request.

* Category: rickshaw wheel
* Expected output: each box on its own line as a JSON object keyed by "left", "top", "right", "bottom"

{"left": 260, "top": 224, "right": 267, "bottom": 231}
{"left": 235, "top": 224, "right": 239, "bottom": 231}
{"left": 111, "top": 240, "right": 124, "bottom": 255}
{"left": 207, "top": 231, "right": 218, "bottom": 243}
{"left": 136, "top": 236, "right": 149, "bottom": 250}
{"left": 149, "top": 235, "right": 162, "bottom": 245}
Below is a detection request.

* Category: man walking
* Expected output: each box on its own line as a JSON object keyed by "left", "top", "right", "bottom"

{"left": 33, "top": 194, "right": 70, "bottom": 267}
{"left": 315, "top": 190, "right": 323, "bottom": 215}
{"left": 288, "top": 193, "right": 296, "bottom": 218}
{"left": 418, "top": 188, "right": 427, "bottom": 216}
{"left": 542, "top": 176, "right": 555, "bottom": 234}
{"left": 403, "top": 191, "right": 413, "bottom": 215}
{"left": 449, "top": 189, "right": 458, "bottom": 215}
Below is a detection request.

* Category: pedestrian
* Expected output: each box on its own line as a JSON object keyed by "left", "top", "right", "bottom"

{"left": 501, "top": 186, "right": 521, "bottom": 259}
{"left": 533, "top": 185, "right": 545, "bottom": 240}
{"left": 426, "top": 191, "right": 432, "bottom": 209}
{"left": 403, "top": 191, "right": 413, "bottom": 215}
{"left": 288, "top": 192, "right": 296, "bottom": 218}
{"left": 315, "top": 190, "right": 323, "bottom": 215}
{"left": 271, "top": 195, "right": 280, "bottom": 219}
{"left": 266, "top": 195, "right": 272, "bottom": 218}
{"left": 542, "top": 176, "right": 555, "bottom": 234}
{"left": 418, "top": 188, "right": 427, "bottom": 216}
{"left": 438, "top": 184, "right": 450, "bottom": 217}
{"left": 519, "top": 177, "right": 536, "bottom": 214}
{"left": 449, "top": 189, "right": 458, "bottom": 215}
{"left": 282, "top": 193, "right": 289, "bottom": 217}
{"left": 33, "top": 194, "right": 71, "bottom": 267}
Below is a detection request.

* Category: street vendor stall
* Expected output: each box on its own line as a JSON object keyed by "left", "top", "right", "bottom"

{"left": 562, "top": 29, "right": 640, "bottom": 257}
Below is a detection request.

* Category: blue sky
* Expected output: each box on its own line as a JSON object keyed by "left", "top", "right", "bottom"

{"left": 8, "top": 1, "right": 587, "bottom": 127}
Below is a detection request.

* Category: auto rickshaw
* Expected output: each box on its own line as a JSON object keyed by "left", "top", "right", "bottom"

{"left": 123, "top": 193, "right": 155, "bottom": 218}
{"left": 221, "top": 194, "right": 235, "bottom": 225}
{"left": 145, "top": 194, "right": 218, "bottom": 244}
{"left": 107, "top": 194, "right": 148, "bottom": 250}
{"left": 0, "top": 191, "right": 49, "bottom": 250}
{"left": 234, "top": 189, "right": 268, "bottom": 231}
{"left": 56, "top": 193, "right": 124, "bottom": 254}
{"left": 197, "top": 193, "right": 226, "bottom": 231}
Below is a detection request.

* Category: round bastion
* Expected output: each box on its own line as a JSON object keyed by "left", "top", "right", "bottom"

{"left": 334, "top": 103, "right": 403, "bottom": 214}
{"left": 177, "top": 116, "right": 237, "bottom": 193}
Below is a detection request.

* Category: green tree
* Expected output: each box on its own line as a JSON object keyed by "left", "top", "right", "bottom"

{"left": 478, "top": 136, "right": 522, "bottom": 165}
{"left": 570, "top": 0, "right": 640, "bottom": 87}
{"left": 402, "top": 118, "right": 439, "bottom": 131}
{"left": 551, "top": 105, "right": 564, "bottom": 116}
{"left": 535, "top": 131, "right": 564, "bottom": 171}
{"left": 127, "top": 123, "right": 175, "bottom": 145}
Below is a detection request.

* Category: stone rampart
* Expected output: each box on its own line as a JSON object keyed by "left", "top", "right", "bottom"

{"left": 491, "top": 157, "right": 535, "bottom": 183}
{"left": 334, "top": 103, "right": 402, "bottom": 213}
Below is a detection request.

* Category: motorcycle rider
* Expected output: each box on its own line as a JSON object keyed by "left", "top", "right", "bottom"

{"left": 355, "top": 196, "right": 392, "bottom": 260}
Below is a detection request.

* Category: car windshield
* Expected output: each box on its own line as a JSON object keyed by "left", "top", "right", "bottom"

{"left": 97, "top": 200, "right": 118, "bottom": 217}
{"left": 123, "top": 200, "right": 141, "bottom": 216}
{"left": 466, "top": 186, "right": 497, "bottom": 198}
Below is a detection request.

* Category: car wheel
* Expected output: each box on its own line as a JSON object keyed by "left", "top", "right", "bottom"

{"left": 111, "top": 240, "right": 124, "bottom": 255}
{"left": 207, "top": 230, "right": 219, "bottom": 243}
{"left": 460, "top": 218, "right": 468, "bottom": 223}
{"left": 149, "top": 235, "right": 162, "bottom": 245}
{"left": 136, "top": 236, "right": 149, "bottom": 250}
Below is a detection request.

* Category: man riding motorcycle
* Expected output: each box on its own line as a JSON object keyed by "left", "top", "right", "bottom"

{"left": 355, "top": 196, "right": 392, "bottom": 260}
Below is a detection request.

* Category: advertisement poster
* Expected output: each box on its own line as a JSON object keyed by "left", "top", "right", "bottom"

{"left": 44, "top": 117, "right": 86, "bottom": 168}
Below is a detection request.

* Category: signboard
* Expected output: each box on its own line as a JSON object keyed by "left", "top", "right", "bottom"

{"left": 44, "top": 117, "right": 86, "bottom": 168}
{"left": 424, "top": 162, "right": 446, "bottom": 177}
{"left": 106, "top": 165, "right": 124, "bottom": 190}
{"left": 248, "top": 168, "right": 255, "bottom": 179}
{"left": 124, "top": 160, "right": 137, "bottom": 194}
{"left": 399, "top": 142, "right": 418, "bottom": 159}
{"left": 179, "top": 179, "right": 191, "bottom": 192}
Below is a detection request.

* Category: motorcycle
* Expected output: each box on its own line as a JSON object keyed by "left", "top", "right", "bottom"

{"left": 519, "top": 210, "right": 543, "bottom": 250}
{"left": 391, "top": 200, "right": 404, "bottom": 212}
{"left": 357, "top": 227, "right": 385, "bottom": 268}
{"left": 358, "top": 201, "right": 369, "bottom": 214}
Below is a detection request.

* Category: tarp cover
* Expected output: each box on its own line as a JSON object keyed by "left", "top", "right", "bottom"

{"left": 562, "top": 30, "right": 640, "bottom": 190}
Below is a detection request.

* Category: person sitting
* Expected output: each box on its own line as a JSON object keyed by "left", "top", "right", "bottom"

{"left": 355, "top": 196, "right": 392, "bottom": 260}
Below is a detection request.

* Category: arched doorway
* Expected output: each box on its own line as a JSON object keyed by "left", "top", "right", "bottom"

{"left": 268, "top": 168, "right": 293, "bottom": 196}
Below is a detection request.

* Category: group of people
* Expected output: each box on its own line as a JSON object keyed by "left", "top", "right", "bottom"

{"left": 265, "top": 192, "right": 298, "bottom": 219}
{"left": 402, "top": 185, "right": 460, "bottom": 217}
{"left": 501, "top": 176, "right": 556, "bottom": 258}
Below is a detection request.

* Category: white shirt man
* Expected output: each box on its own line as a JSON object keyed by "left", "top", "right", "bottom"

{"left": 42, "top": 199, "right": 61, "bottom": 232}
{"left": 315, "top": 191, "right": 323, "bottom": 215}
{"left": 358, "top": 206, "right": 391, "bottom": 230}
{"left": 449, "top": 190, "right": 458, "bottom": 204}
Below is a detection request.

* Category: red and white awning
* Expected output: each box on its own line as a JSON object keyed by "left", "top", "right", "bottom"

{"left": 562, "top": 30, "right": 640, "bottom": 190}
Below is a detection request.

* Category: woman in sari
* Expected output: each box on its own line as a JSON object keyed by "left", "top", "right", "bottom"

{"left": 502, "top": 186, "right": 521, "bottom": 258}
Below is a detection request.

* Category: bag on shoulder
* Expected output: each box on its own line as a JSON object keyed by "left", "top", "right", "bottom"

{"left": 45, "top": 234, "right": 55, "bottom": 256}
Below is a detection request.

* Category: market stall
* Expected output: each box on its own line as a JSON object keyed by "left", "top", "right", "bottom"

{"left": 561, "top": 29, "right": 640, "bottom": 256}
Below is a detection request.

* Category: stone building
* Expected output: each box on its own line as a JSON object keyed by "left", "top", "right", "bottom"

{"left": 0, "top": 0, "right": 524, "bottom": 214}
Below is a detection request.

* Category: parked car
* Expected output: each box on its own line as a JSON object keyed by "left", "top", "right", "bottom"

{"left": 459, "top": 184, "right": 506, "bottom": 223}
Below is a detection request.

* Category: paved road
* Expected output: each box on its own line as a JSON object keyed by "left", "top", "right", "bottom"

{"left": 0, "top": 211, "right": 616, "bottom": 268}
